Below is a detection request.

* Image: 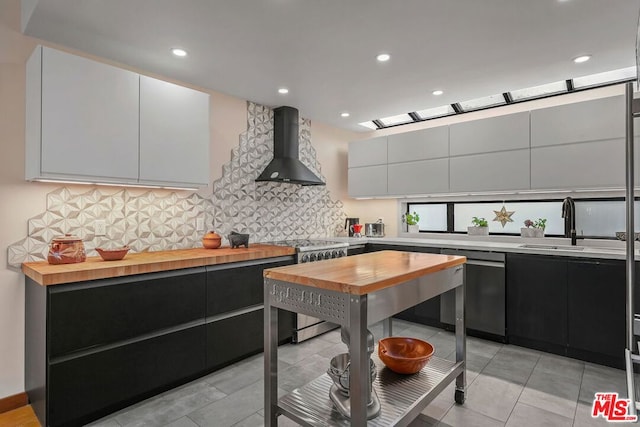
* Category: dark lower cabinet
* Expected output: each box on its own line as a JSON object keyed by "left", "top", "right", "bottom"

{"left": 49, "top": 270, "right": 206, "bottom": 358}
{"left": 207, "top": 310, "right": 263, "bottom": 371}
{"left": 27, "top": 256, "right": 295, "bottom": 427}
{"left": 506, "top": 254, "right": 568, "bottom": 354}
{"left": 507, "top": 254, "right": 633, "bottom": 369}
{"left": 206, "top": 259, "right": 293, "bottom": 316}
{"left": 366, "top": 243, "right": 443, "bottom": 327}
{"left": 205, "top": 309, "right": 294, "bottom": 371}
{"left": 567, "top": 259, "right": 626, "bottom": 368}
{"left": 49, "top": 326, "right": 206, "bottom": 427}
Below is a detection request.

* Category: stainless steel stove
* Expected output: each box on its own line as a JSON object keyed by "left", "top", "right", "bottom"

{"left": 271, "top": 239, "right": 348, "bottom": 263}
{"left": 270, "top": 239, "right": 348, "bottom": 342}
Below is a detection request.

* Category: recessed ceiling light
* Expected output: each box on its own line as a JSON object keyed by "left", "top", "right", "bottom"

{"left": 573, "top": 55, "right": 591, "bottom": 64}
{"left": 278, "top": 88, "right": 289, "bottom": 94}
{"left": 432, "top": 90, "right": 444, "bottom": 96}
{"left": 376, "top": 53, "right": 391, "bottom": 62}
{"left": 341, "top": 112, "right": 350, "bottom": 118}
{"left": 171, "top": 48, "right": 187, "bottom": 57}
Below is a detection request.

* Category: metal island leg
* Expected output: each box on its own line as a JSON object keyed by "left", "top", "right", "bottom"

{"left": 264, "top": 302, "right": 279, "bottom": 425}
{"left": 349, "top": 294, "right": 369, "bottom": 427}
{"left": 455, "top": 274, "right": 466, "bottom": 404}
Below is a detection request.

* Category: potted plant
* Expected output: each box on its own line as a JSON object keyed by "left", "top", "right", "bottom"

{"left": 521, "top": 218, "right": 546, "bottom": 238}
{"left": 403, "top": 211, "right": 420, "bottom": 233}
{"left": 468, "top": 217, "right": 489, "bottom": 236}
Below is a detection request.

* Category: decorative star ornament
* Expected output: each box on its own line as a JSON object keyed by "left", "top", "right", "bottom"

{"left": 493, "top": 206, "right": 515, "bottom": 228}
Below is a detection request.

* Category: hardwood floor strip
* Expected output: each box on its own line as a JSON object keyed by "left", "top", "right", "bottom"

{"left": 0, "top": 405, "right": 40, "bottom": 427}
{"left": 0, "top": 392, "right": 28, "bottom": 414}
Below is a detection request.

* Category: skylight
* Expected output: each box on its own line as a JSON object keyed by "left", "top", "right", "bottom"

{"left": 358, "top": 66, "right": 637, "bottom": 131}
{"left": 379, "top": 113, "right": 413, "bottom": 126}
{"left": 573, "top": 66, "right": 636, "bottom": 89}
{"left": 510, "top": 80, "right": 568, "bottom": 101}
{"left": 358, "top": 121, "right": 378, "bottom": 130}
{"left": 415, "top": 105, "right": 455, "bottom": 120}
{"left": 458, "top": 93, "right": 505, "bottom": 111}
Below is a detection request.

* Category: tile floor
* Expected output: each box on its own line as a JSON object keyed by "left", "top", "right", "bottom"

{"left": 89, "top": 320, "right": 633, "bottom": 427}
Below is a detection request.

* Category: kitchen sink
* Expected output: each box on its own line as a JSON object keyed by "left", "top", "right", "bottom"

{"left": 519, "top": 244, "right": 585, "bottom": 251}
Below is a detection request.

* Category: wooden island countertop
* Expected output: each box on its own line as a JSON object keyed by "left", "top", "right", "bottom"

{"left": 23, "top": 244, "right": 296, "bottom": 286}
{"left": 264, "top": 250, "right": 466, "bottom": 295}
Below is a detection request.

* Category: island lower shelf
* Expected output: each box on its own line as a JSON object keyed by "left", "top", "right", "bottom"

{"left": 278, "top": 355, "right": 464, "bottom": 427}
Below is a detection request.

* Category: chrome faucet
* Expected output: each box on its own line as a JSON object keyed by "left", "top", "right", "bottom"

{"left": 561, "top": 197, "right": 577, "bottom": 245}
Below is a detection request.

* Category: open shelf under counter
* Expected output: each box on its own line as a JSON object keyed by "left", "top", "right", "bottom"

{"left": 279, "top": 355, "right": 464, "bottom": 427}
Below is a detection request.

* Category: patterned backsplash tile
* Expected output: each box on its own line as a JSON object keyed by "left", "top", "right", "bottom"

{"left": 7, "top": 102, "right": 346, "bottom": 267}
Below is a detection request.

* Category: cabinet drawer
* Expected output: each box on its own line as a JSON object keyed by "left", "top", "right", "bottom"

{"left": 49, "top": 269, "right": 206, "bottom": 358}
{"left": 206, "top": 309, "right": 293, "bottom": 371}
{"left": 49, "top": 325, "right": 206, "bottom": 427}
{"left": 206, "top": 259, "right": 293, "bottom": 316}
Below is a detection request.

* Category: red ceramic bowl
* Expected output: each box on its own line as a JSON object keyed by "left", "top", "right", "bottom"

{"left": 378, "top": 337, "right": 435, "bottom": 374}
{"left": 96, "top": 246, "right": 130, "bottom": 261}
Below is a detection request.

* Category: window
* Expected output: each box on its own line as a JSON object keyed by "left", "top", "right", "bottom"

{"left": 406, "top": 198, "right": 638, "bottom": 238}
{"left": 454, "top": 201, "right": 563, "bottom": 235}
{"left": 407, "top": 203, "right": 447, "bottom": 232}
{"left": 575, "top": 200, "right": 640, "bottom": 237}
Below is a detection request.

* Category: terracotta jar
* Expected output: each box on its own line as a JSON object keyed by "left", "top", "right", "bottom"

{"left": 202, "top": 231, "right": 222, "bottom": 249}
{"left": 48, "top": 234, "right": 86, "bottom": 264}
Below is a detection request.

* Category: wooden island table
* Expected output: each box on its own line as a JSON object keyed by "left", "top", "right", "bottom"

{"left": 263, "top": 250, "right": 467, "bottom": 426}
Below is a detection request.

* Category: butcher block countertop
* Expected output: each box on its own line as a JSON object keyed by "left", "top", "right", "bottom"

{"left": 23, "top": 244, "right": 296, "bottom": 286}
{"left": 264, "top": 250, "right": 466, "bottom": 295}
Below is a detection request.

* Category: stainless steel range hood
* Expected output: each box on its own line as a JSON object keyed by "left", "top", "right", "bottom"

{"left": 255, "top": 106, "right": 325, "bottom": 186}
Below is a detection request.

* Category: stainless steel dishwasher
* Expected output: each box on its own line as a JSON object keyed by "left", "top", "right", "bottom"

{"left": 440, "top": 249, "right": 506, "bottom": 340}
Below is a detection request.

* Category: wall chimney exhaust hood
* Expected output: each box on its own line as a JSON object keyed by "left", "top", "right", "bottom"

{"left": 255, "top": 106, "right": 325, "bottom": 186}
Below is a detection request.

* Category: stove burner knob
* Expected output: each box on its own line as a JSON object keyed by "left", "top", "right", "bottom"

{"left": 324, "top": 251, "right": 332, "bottom": 259}
{"left": 330, "top": 251, "right": 337, "bottom": 258}
{"left": 309, "top": 253, "right": 317, "bottom": 262}
{"left": 337, "top": 250, "right": 346, "bottom": 258}
{"left": 317, "top": 252, "right": 324, "bottom": 260}
{"left": 301, "top": 254, "right": 310, "bottom": 263}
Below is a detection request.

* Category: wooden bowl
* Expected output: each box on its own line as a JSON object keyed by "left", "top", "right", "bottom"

{"left": 96, "top": 246, "right": 129, "bottom": 261}
{"left": 378, "top": 337, "right": 434, "bottom": 374}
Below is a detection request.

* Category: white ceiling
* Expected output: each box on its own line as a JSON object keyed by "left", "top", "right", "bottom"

{"left": 20, "top": 0, "right": 640, "bottom": 132}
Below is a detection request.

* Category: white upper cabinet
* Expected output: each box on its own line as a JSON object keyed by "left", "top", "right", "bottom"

{"left": 348, "top": 165, "right": 387, "bottom": 197}
{"left": 139, "top": 77, "right": 210, "bottom": 186}
{"left": 387, "top": 126, "right": 449, "bottom": 163}
{"left": 387, "top": 158, "right": 449, "bottom": 195}
{"left": 530, "top": 96, "right": 629, "bottom": 147}
{"left": 27, "top": 46, "right": 139, "bottom": 183}
{"left": 530, "top": 95, "right": 638, "bottom": 190}
{"left": 348, "top": 136, "right": 387, "bottom": 167}
{"left": 531, "top": 139, "right": 628, "bottom": 190}
{"left": 449, "top": 112, "right": 530, "bottom": 156}
{"left": 25, "top": 46, "right": 210, "bottom": 188}
{"left": 450, "top": 149, "right": 530, "bottom": 192}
